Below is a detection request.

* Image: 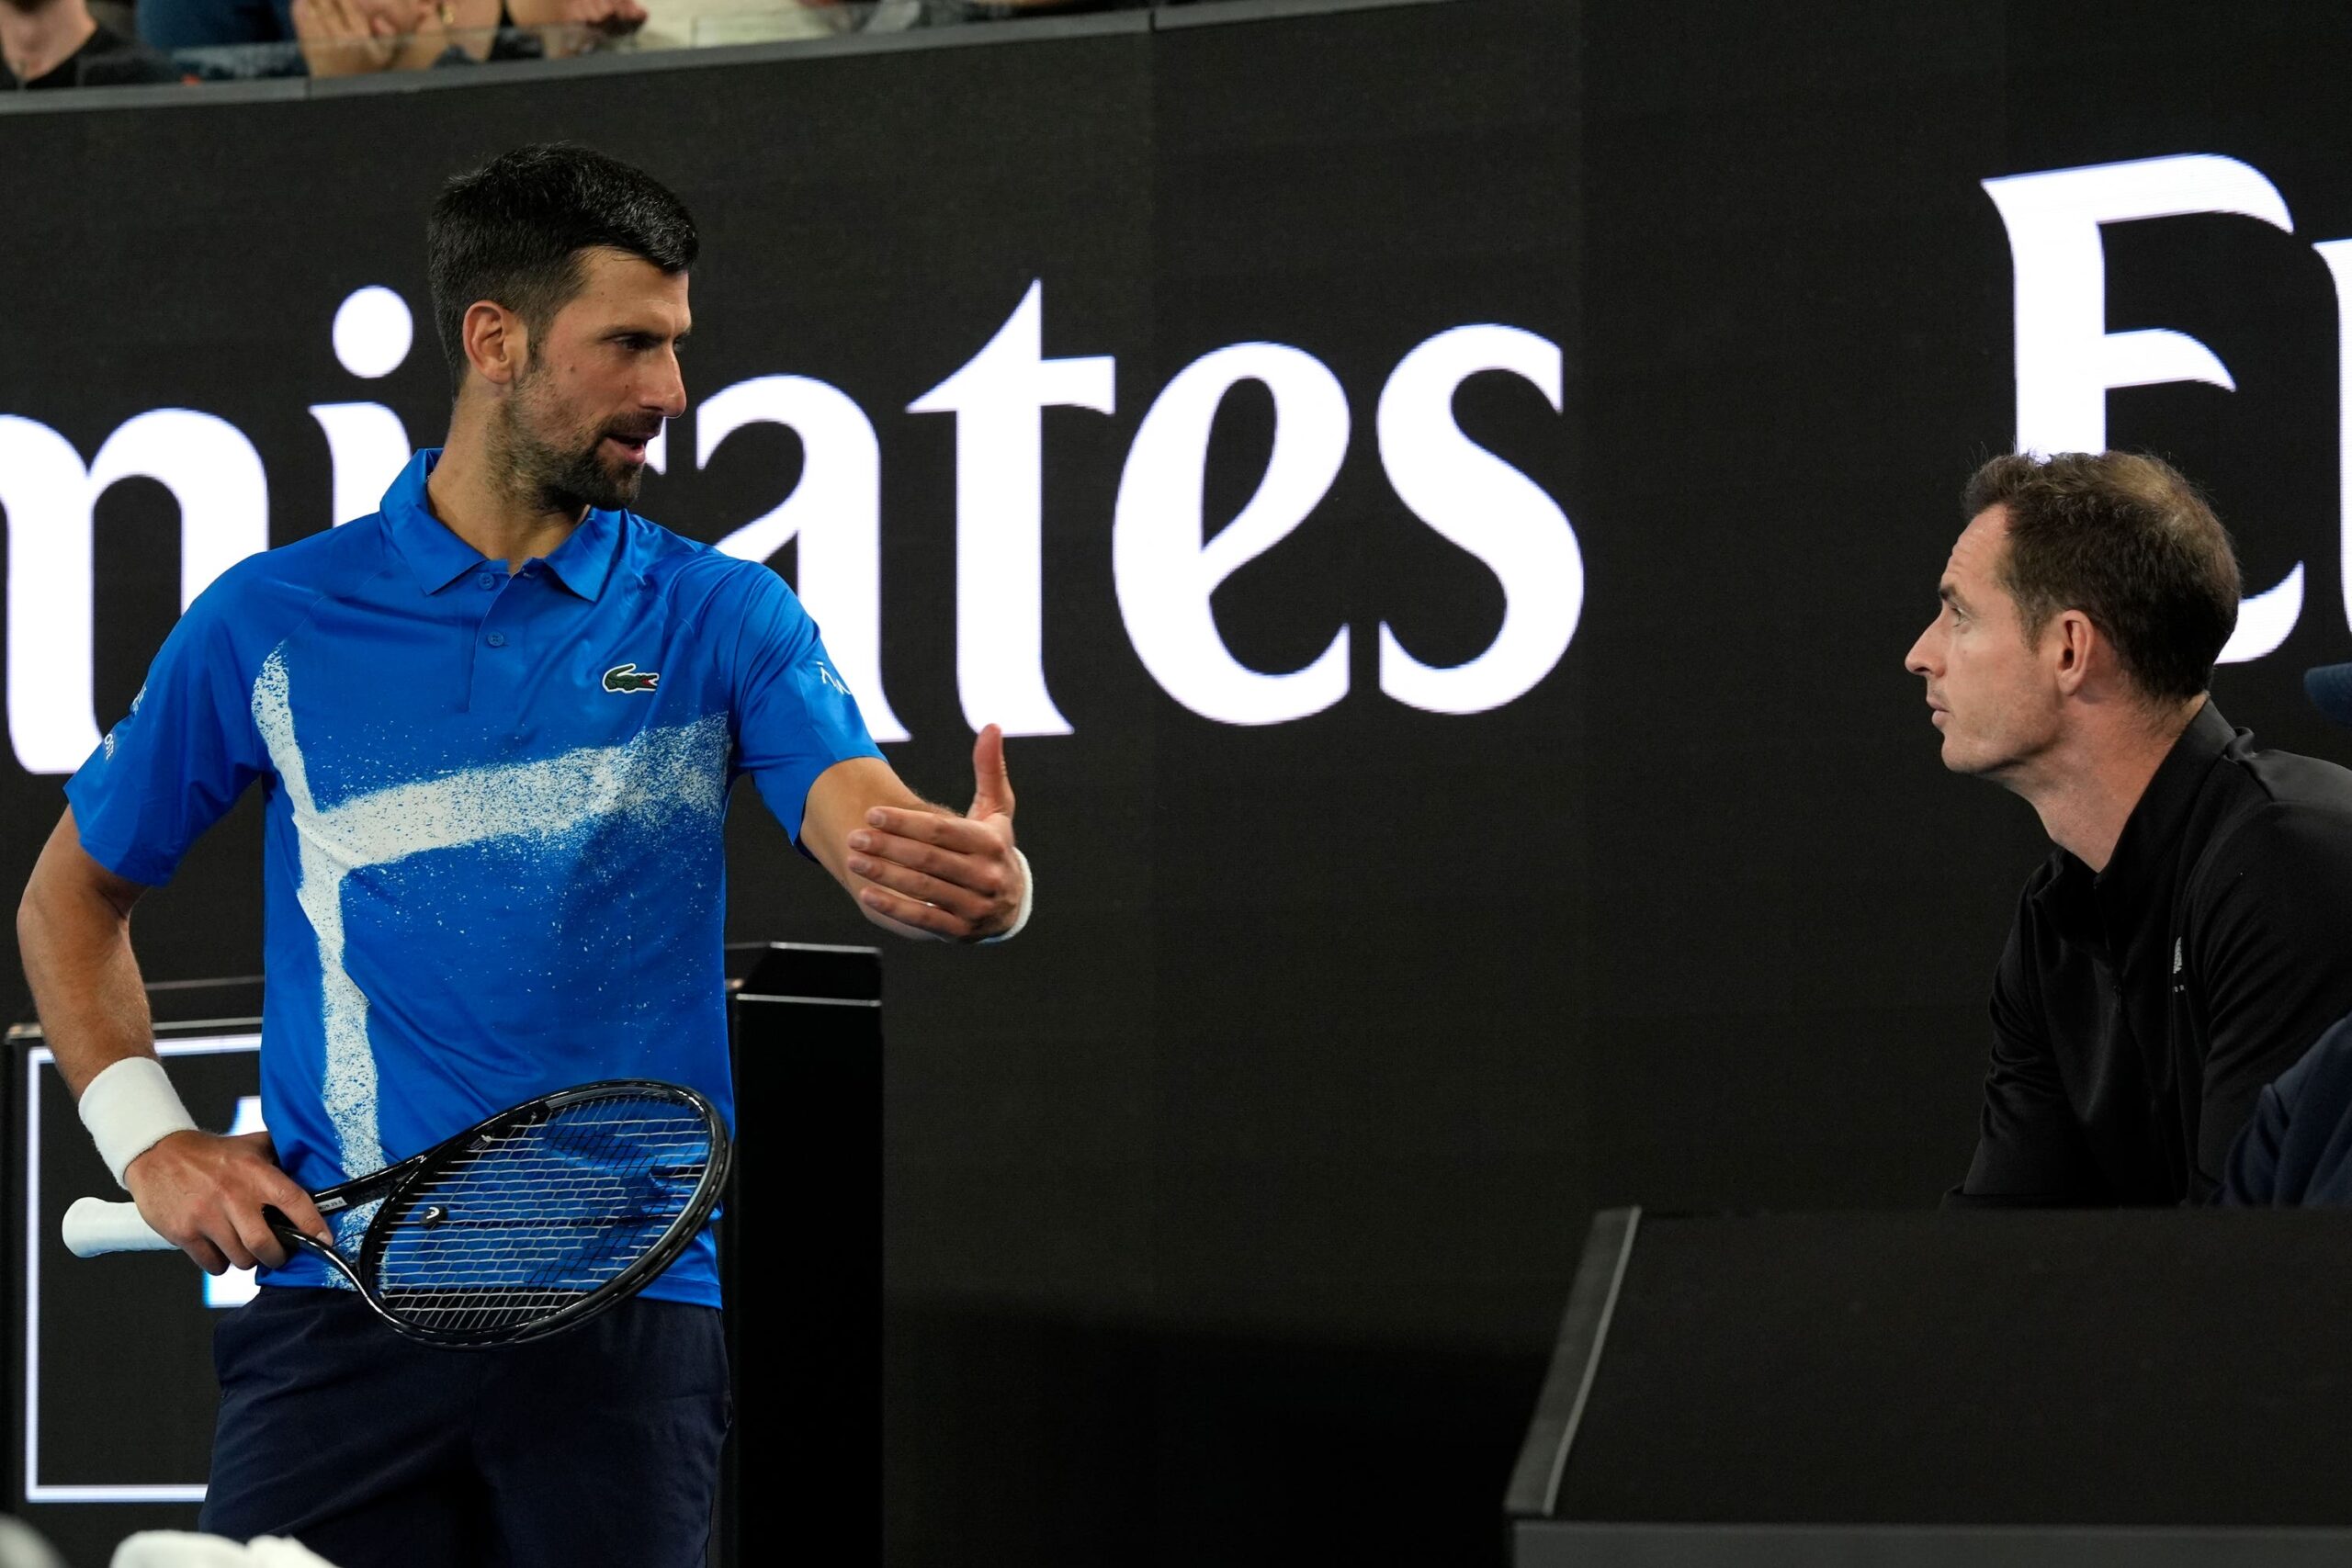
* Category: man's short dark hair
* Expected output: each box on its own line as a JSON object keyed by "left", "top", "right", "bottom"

{"left": 426, "top": 143, "right": 699, "bottom": 394}
{"left": 1962, "top": 450, "right": 2241, "bottom": 705}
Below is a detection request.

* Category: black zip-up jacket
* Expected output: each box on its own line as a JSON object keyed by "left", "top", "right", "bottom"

{"left": 1950, "top": 701, "right": 2352, "bottom": 1206}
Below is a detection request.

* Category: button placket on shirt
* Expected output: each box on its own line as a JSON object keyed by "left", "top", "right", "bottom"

{"left": 467, "top": 565, "right": 531, "bottom": 717}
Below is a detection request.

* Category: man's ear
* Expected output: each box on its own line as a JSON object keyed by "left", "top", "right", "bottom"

{"left": 2049, "top": 609, "right": 2099, "bottom": 696}
{"left": 461, "top": 301, "right": 526, "bottom": 389}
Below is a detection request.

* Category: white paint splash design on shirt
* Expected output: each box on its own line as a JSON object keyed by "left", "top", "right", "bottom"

{"left": 250, "top": 643, "right": 729, "bottom": 1208}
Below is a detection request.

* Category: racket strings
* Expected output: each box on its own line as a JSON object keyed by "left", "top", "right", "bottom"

{"left": 366, "top": 1096, "right": 715, "bottom": 1336}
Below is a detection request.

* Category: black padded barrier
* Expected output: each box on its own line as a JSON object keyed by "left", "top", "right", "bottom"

{"left": 1509, "top": 1210, "right": 2352, "bottom": 1566}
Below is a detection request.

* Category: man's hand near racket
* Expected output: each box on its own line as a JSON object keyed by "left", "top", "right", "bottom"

{"left": 19, "top": 809, "right": 332, "bottom": 1277}
{"left": 123, "top": 1129, "right": 333, "bottom": 1276}
{"left": 804, "top": 723, "right": 1031, "bottom": 942}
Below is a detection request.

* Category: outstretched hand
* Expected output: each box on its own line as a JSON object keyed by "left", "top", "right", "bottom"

{"left": 844, "top": 725, "right": 1024, "bottom": 942}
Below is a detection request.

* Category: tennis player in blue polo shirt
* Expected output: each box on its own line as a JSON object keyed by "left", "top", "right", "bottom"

{"left": 17, "top": 144, "right": 1031, "bottom": 1566}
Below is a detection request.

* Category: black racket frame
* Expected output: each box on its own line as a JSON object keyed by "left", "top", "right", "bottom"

{"left": 260, "top": 1077, "right": 733, "bottom": 1349}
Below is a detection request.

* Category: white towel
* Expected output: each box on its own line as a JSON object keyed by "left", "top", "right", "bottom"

{"left": 0, "top": 1517, "right": 67, "bottom": 1568}
{"left": 110, "top": 1535, "right": 339, "bottom": 1568}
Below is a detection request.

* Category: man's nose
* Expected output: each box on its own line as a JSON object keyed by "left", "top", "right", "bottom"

{"left": 1904, "top": 624, "right": 1938, "bottom": 676}
{"left": 649, "top": 354, "right": 687, "bottom": 419}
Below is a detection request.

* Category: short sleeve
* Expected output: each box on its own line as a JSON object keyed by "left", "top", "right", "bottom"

{"left": 62, "top": 592, "right": 266, "bottom": 887}
{"left": 729, "top": 567, "right": 884, "bottom": 845}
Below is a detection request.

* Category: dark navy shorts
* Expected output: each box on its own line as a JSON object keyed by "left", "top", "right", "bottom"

{"left": 198, "top": 1285, "right": 729, "bottom": 1568}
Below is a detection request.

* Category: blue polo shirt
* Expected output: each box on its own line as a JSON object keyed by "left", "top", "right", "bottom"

{"left": 64, "top": 449, "right": 883, "bottom": 1305}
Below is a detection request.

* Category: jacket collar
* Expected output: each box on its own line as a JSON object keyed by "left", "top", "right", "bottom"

{"left": 2093, "top": 698, "right": 2235, "bottom": 916}
{"left": 2036, "top": 699, "right": 2236, "bottom": 958}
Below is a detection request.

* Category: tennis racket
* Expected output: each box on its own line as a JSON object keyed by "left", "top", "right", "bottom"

{"left": 62, "top": 1078, "right": 731, "bottom": 1349}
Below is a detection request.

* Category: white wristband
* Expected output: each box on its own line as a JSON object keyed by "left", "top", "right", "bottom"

{"left": 978, "top": 849, "right": 1033, "bottom": 944}
{"left": 77, "top": 1055, "right": 198, "bottom": 1190}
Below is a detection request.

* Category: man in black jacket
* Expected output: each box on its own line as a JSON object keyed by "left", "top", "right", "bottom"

{"left": 1905, "top": 451, "right": 2352, "bottom": 1205}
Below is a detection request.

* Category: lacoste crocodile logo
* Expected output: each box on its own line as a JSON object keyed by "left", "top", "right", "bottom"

{"left": 603, "top": 662, "right": 660, "bottom": 694}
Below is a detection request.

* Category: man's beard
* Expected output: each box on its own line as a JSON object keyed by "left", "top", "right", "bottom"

{"left": 493, "top": 368, "right": 650, "bottom": 515}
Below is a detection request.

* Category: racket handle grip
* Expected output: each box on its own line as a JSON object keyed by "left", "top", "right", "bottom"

{"left": 62, "top": 1197, "right": 175, "bottom": 1258}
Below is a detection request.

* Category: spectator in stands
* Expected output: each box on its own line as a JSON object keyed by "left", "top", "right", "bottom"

{"left": 4, "top": 0, "right": 169, "bottom": 85}
{"left": 801, "top": 0, "right": 1148, "bottom": 27}
{"left": 145, "top": 0, "right": 638, "bottom": 69}
{"left": 933, "top": 0, "right": 1146, "bottom": 13}
{"left": 134, "top": 0, "right": 275, "bottom": 51}
{"left": 290, "top": 0, "right": 639, "bottom": 74}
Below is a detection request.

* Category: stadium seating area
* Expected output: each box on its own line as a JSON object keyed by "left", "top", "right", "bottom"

{"left": 2, "top": 0, "right": 1183, "bottom": 90}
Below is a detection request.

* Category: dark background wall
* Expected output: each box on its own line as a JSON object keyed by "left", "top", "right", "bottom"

{"left": 8, "top": 1, "right": 2352, "bottom": 1562}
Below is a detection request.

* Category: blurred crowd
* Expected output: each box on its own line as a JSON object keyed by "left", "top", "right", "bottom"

{"left": 1, "top": 0, "right": 1167, "bottom": 90}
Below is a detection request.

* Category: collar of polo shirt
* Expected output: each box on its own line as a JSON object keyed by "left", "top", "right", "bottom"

{"left": 379, "top": 448, "right": 624, "bottom": 602}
